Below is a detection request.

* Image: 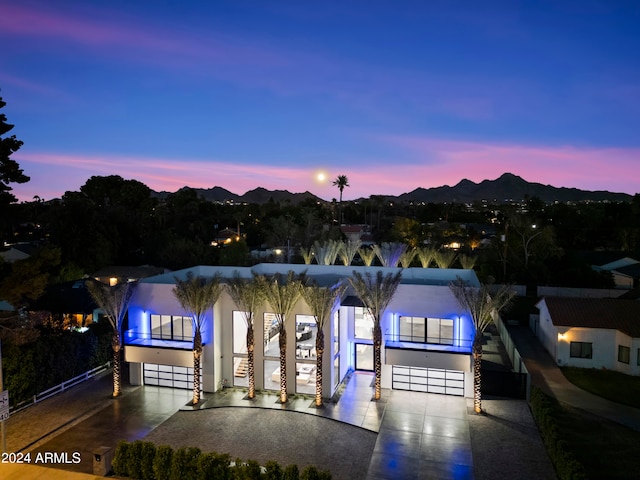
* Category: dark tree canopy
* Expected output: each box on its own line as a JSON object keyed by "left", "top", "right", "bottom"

{"left": 0, "top": 94, "right": 29, "bottom": 207}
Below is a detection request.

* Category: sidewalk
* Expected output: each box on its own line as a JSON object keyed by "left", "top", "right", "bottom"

{"left": 508, "top": 325, "right": 640, "bottom": 432}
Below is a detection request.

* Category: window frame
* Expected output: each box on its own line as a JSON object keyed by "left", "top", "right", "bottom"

{"left": 569, "top": 341, "right": 593, "bottom": 359}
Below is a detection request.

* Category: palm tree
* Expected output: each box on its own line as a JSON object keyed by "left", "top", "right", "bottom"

{"left": 173, "top": 272, "right": 223, "bottom": 405}
{"left": 313, "top": 239, "right": 341, "bottom": 265}
{"left": 87, "top": 279, "right": 138, "bottom": 397}
{"left": 225, "top": 272, "right": 265, "bottom": 399}
{"left": 416, "top": 246, "right": 435, "bottom": 268}
{"left": 398, "top": 248, "right": 417, "bottom": 268}
{"left": 259, "top": 271, "right": 303, "bottom": 403}
{"left": 458, "top": 254, "right": 478, "bottom": 270}
{"left": 348, "top": 270, "right": 402, "bottom": 400}
{"left": 373, "top": 242, "right": 407, "bottom": 267}
{"left": 434, "top": 250, "right": 457, "bottom": 268}
{"left": 358, "top": 247, "right": 376, "bottom": 266}
{"left": 450, "top": 279, "right": 515, "bottom": 413}
{"left": 338, "top": 239, "right": 361, "bottom": 266}
{"left": 332, "top": 175, "right": 349, "bottom": 223}
{"left": 300, "top": 280, "right": 346, "bottom": 407}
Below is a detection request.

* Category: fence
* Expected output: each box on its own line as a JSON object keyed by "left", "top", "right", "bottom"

{"left": 493, "top": 314, "right": 531, "bottom": 400}
{"left": 10, "top": 361, "right": 111, "bottom": 414}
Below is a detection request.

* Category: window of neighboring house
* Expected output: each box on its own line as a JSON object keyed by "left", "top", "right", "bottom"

{"left": 637, "top": 348, "right": 640, "bottom": 366}
{"left": 150, "top": 314, "right": 193, "bottom": 341}
{"left": 618, "top": 345, "right": 630, "bottom": 364}
{"left": 569, "top": 341, "right": 592, "bottom": 359}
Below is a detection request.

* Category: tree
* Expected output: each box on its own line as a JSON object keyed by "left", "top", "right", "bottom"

{"left": 87, "top": 279, "right": 138, "bottom": 397}
{"left": 0, "top": 94, "right": 30, "bottom": 208}
{"left": 332, "top": 175, "right": 349, "bottom": 224}
{"left": 300, "top": 279, "right": 346, "bottom": 407}
{"left": 450, "top": 279, "right": 515, "bottom": 413}
{"left": 173, "top": 272, "right": 223, "bottom": 404}
{"left": 225, "top": 272, "right": 265, "bottom": 399}
{"left": 259, "top": 271, "right": 303, "bottom": 403}
{"left": 348, "top": 270, "right": 402, "bottom": 400}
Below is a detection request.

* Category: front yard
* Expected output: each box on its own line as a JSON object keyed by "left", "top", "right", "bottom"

{"left": 561, "top": 366, "right": 640, "bottom": 409}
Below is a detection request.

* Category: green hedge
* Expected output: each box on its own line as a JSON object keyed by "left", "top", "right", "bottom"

{"left": 2, "top": 321, "right": 112, "bottom": 407}
{"left": 112, "top": 440, "right": 332, "bottom": 480}
{"left": 529, "top": 386, "right": 587, "bottom": 480}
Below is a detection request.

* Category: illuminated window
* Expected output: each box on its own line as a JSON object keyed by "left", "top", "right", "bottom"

{"left": 150, "top": 315, "right": 193, "bottom": 342}
{"left": 569, "top": 341, "right": 592, "bottom": 359}
{"left": 354, "top": 307, "right": 374, "bottom": 340}
{"left": 618, "top": 345, "right": 630, "bottom": 364}
{"left": 399, "top": 316, "right": 453, "bottom": 345}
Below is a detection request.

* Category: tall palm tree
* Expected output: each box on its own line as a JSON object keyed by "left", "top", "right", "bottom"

{"left": 300, "top": 279, "right": 346, "bottom": 407}
{"left": 225, "top": 272, "right": 265, "bottom": 399}
{"left": 87, "top": 279, "right": 138, "bottom": 397}
{"left": 173, "top": 272, "right": 223, "bottom": 405}
{"left": 450, "top": 279, "right": 515, "bottom": 413}
{"left": 348, "top": 270, "right": 402, "bottom": 400}
{"left": 259, "top": 271, "right": 303, "bottom": 403}
{"left": 332, "top": 175, "right": 349, "bottom": 223}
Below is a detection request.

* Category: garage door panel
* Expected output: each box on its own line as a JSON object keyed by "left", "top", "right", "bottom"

{"left": 392, "top": 365, "right": 465, "bottom": 396}
{"left": 144, "top": 363, "right": 201, "bottom": 390}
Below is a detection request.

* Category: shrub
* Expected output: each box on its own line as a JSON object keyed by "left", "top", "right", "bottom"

{"left": 126, "top": 440, "right": 144, "bottom": 479}
{"left": 153, "top": 445, "right": 174, "bottom": 480}
{"left": 169, "top": 446, "right": 201, "bottom": 480}
{"left": 264, "top": 460, "right": 283, "bottom": 480}
{"left": 198, "top": 452, "right": 232, "bottom": 480}
{"left": 530, "top": 386, "right": 587, "bottom": 480}
{"left": 301, "top": 465, "right": 331, "bottom": 480}
{"left": 140, "top": 441, "right": 157, "bottom": 480}
{"left": 283, "top": 464, "right": 300, "bottom": 480}
{"left": 112, "top": 440, "right": 129, "bottom": 477}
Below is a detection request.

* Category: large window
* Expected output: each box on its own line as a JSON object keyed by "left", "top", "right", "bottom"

{"left": 333, "top": 310, "right": 340, "bottom": 355}
{"left": 263, "top": 313, "right": 279, "bottom": 357}
{"left": 618, "top": 345, "right": 630, "bottom": 364}
{"left": 150, "top": 315, "right": 193, "bottom": 342}
{"left": 354, "top": 307, "right": 374, "bottom": 340}
{"left": 355, "top": 343, "right": 374, "bottom": 371}
{"left": 295, "top": 315, "right": 317, "bottom": 360}
{"left": 569, "top": 341, "right": 592, "bottom": 359}
{"left": 399, "top": 316, "right": 454, "bottom": 345}
{"left": 232, "top": 311, "right": 249, "bottom": 387}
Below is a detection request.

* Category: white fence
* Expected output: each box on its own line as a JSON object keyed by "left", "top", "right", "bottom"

{"left": 493, "top": 314, "right": 531, "bottom": 400}
{"left": 10, "top": 362, "right": 111, "bottom": 414}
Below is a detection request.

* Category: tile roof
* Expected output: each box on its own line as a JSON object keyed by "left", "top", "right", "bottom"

{"left": 541, "top": 296, "right": 640, "bottom": 338}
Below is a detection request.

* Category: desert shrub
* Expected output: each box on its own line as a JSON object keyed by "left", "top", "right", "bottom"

{"left": 112, "top": 440, "right": 129, "bottom": 477}
{"left": 169, "top": 446, "right": 201, "bottom": 480}
{"left": 153, "top": 445, "right": 174, "bottom": 480}
{"left": 283, "top": 464, "right": 300, "bottom": 480}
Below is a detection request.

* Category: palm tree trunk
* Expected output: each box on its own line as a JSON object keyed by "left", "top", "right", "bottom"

{"left": 247, "top": 325, "right": 255, "bottom": 399}
{"left": 315, "top": 329, "right": 324, "bottom": 407}
{"left": 279, "top": 327, "right": 287, "bottom": 403}
{"left": 373, "top": 324, "right": 382, "bottom": 400}
{"left": 112, "top": 332, "right": 122, "bottom": 397}
{"left": 193, "top": 329, "right": 202, "bottom": 405}
{"left": 472, "top": 336, "right": 483, "bottom": 413}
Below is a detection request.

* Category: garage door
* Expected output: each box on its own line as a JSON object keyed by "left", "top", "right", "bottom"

{"left": 392, "top": 366, "right": 465, "bottom": 396}
{"left": 143, "top": 363, "right": 200, "bottom": 390}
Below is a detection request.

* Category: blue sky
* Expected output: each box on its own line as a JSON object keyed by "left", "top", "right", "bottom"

{"left": 2, "top": 0, "right": 639, "bottom": 201}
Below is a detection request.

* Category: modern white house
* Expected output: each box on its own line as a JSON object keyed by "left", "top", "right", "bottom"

{"left": 536, "top": 296, "right": 640, "bottom": 376}
{"left": 124, "top": 264, "right": 480, "bottom": 399}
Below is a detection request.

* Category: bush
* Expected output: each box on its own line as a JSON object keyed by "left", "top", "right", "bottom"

{"left": 198, "top": 452, "right": 232, "bottom": 480}
{"left": 140, "top": 441, "right": 157, "bottom": 480}
{"left": 112, "top": 441, "right": 129, "bottom": 477}
{"left": 126, "top": 440, "right": 144, "bottom": 479}
{"left": 153, "top": 445, "right": 174, "bottom": 480}
{"left": 530, "top": 386, "right": 587, "bottom": 480}
{"left": 169, "top": 446, "right": 201, "bottom": 480}
{"left": 283, "top": 464, "right": 300, "bottom": 480}
{"left": 264, "top": 460, "right": 283, "bottom": 480}
{"left": 300, "top": 465, "right": 331, "bottom": 480}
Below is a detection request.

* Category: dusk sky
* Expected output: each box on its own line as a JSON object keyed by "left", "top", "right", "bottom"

{"left": 2, "top": 0, "right": 639, "bottom": 202}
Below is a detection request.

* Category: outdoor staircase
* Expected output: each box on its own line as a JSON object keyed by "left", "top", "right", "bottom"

{"left": 234, "top": 357, "right": 248, "bottom": 377}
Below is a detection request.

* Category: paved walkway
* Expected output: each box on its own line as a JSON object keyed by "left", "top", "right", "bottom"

{"left": 1, "top": 369, "right": 554, "bottom": 480}
{"left": 508, "top": 326, "right": 640, "bottom": 432}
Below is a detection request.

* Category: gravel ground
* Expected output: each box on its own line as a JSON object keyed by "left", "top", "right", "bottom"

{"left": 144, "top": 407, "right": 377, "bottom": 480}
{"left": 467, "top": 398, "right": 556, "bottom": 480}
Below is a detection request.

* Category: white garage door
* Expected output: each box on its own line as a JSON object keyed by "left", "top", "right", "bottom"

{"left": 143, "top": 364, "right": 200, "bottom": 390}
{"left": 392, "top": 366, "right": 465, "bottom": 396}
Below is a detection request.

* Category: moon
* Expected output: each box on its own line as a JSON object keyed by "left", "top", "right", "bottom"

{"left": 317, "top": 172, "right": 326, "bottom": 182}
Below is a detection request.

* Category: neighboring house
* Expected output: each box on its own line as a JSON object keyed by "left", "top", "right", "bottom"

{"left": 340, "top": 225, "right": 374, "bottom": 246}
{"left": 125, "top": 263, "right": 479, "bottom": 399}
{"left": 592, "top": 257, "right": 640, "bottom": 289}
{"left": 92, "top": 265, "right": 168, "bottom": 286}
{"left": 211, "top": 227, "right": 242, "bottom": 247}
{"left": 535, "top": 296, "right": 640, "bottom": 376}
{"left": 31, "top": 279, "right": 101, "bottom": 329}
{"left": 0, "top": 243, "right": 38, "bottom": 263}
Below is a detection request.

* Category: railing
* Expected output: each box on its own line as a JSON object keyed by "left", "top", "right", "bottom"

{"left": 385, "top": 334, "right": 473, "bottom": 353}
{"left": 10, "top": 362, "right": 111, "bottom": 414}
{"left": 124, "top": 330, "right": 193, "bottom": 349}
{"left": 494, "top": 314, "right": 531, "bottom": 400}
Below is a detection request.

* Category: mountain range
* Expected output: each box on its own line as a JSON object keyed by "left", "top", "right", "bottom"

{"left": 154, "top": 173, "right": 633, "bottom": 205}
